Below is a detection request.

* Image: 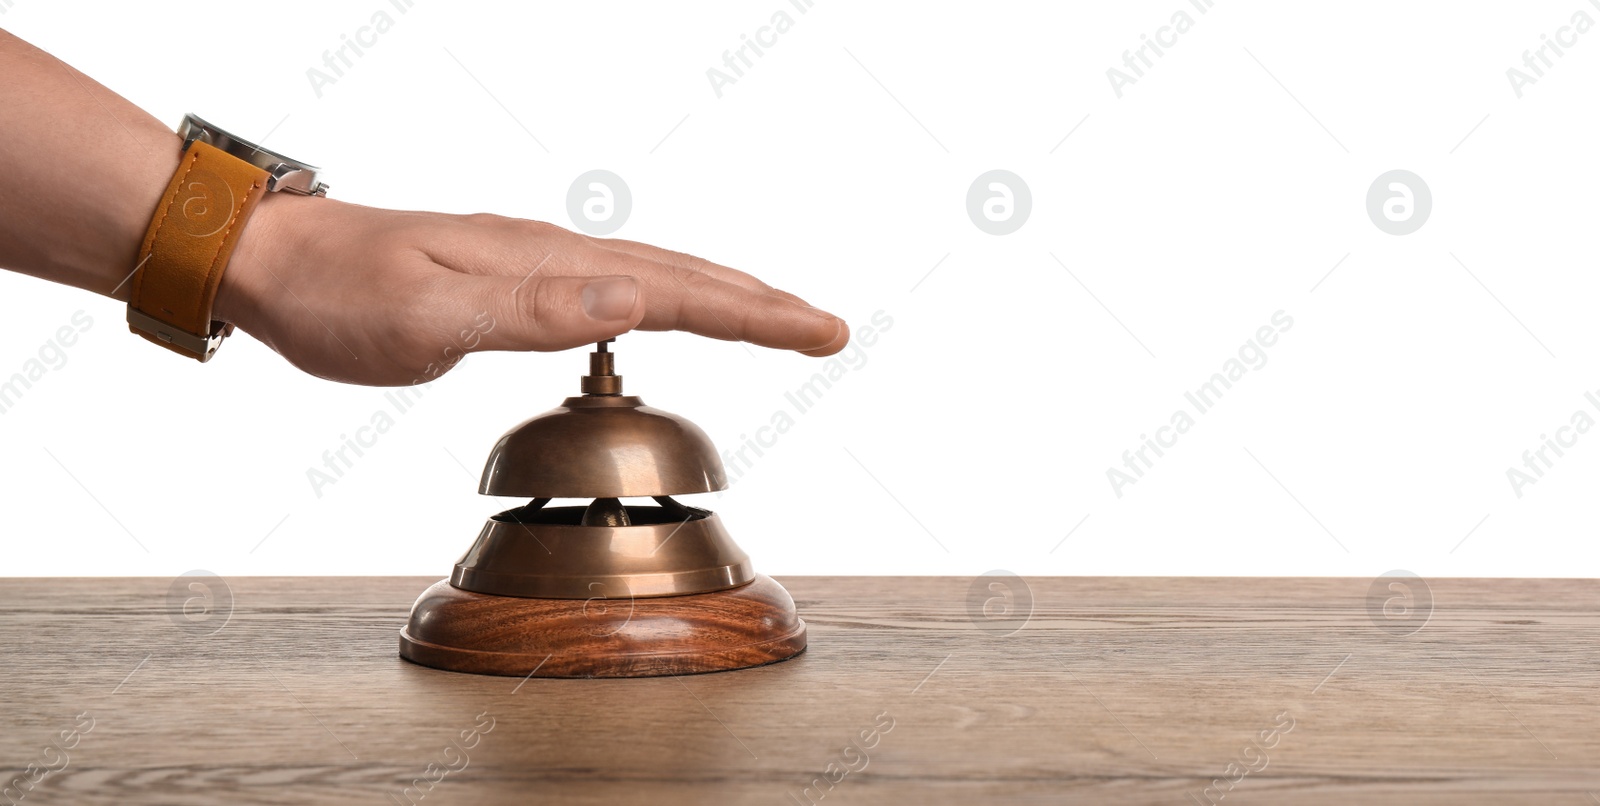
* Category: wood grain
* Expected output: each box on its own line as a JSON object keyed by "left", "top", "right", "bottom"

{"left": 399, "top": 574, "right": 806, "bottom": 677}
{"left": 1, "top": 576, "right": 1598, "bottom": 805}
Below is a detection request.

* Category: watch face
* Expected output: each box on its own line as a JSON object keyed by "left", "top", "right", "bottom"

{"left": 178, "top": 114, "right": 329, "bottom": 196}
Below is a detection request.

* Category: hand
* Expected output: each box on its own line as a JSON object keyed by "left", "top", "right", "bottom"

{"left": 218, "top": 193, "right": 848, "bottom": 386}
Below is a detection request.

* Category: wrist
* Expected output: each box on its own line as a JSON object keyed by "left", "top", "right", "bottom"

{"left": 215, "top": 190, "right": 300, "bottom": 327}
{"left": 108, "top": 137, "right": 185, "bottom": 301}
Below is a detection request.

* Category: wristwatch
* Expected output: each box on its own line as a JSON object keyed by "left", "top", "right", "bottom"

{"left": 126, "top": 114, "right": 328, "bottom": 362}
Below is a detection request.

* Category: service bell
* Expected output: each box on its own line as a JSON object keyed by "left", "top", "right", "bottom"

{"left": 399, "top": 340, "right": 807, "bottom": 678}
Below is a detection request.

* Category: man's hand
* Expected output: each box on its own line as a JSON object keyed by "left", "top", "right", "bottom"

{"left": 0, "top": 29, "right": 847, "bottom": 387}
{"left": 218, "top": 195, "right": 847, "bottom": 386}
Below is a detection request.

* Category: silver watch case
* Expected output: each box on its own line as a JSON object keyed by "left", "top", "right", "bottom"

{"left": 178, "top": 113, "right": 329, "bottom": 197}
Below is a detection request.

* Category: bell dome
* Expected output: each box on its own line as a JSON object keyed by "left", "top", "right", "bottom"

{"left": 478, "top": 393, "right": 728, "bottom": 498}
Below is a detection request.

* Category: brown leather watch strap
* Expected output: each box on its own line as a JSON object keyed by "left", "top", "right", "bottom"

{"left": 127, "top": 140, "right": 270, "bottom": 362}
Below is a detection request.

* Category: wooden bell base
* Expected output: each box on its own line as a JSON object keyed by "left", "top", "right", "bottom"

{"left": 399, "top": 574, "right": 806, "bottom": 678}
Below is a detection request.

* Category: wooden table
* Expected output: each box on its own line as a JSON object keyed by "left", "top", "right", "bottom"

{"left": 1, "top": 576, "right": 1596, "bottom": 804}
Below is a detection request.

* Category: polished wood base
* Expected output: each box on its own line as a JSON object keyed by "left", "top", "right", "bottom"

{"left": 398, "top": 573, "right": 806, "bottom": 678}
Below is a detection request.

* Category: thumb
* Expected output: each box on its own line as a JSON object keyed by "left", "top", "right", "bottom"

{"left": 468, "top": 274, "right": 643, "bottom": 353}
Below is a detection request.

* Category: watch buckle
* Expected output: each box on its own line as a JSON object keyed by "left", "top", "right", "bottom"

{"left": 126, "top": 308, "right": 230, "bottom": 362}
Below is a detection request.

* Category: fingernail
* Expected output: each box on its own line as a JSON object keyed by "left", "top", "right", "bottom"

{"left": 787, "top": 302, "right": 838, "bottom": 327}
{"left": 582, "top": 277, "right": 637, "bottom": 321}
{"left": 804, "top": 316, "right": 845, "bottom": 351}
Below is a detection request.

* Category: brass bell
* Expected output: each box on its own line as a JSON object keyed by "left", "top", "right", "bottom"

{"left": 399, "top": 340, "right": 807, "bottom": 678}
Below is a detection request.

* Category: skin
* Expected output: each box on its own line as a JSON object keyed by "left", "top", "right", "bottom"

{"left": 0, "top": 30, "right": 847, "bottom": 386}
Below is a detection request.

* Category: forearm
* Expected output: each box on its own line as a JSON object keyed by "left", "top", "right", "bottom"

{"left": 0, "top": 28, "right": 181, "bottom": 300}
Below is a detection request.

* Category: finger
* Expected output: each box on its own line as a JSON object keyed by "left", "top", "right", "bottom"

{"left": 580, "top": 240, "right": 847, "bottom": 354}
{"left": 635, "top": 268, "right": 847, "bottom": 355}
{"left": 430, "top": 216, "right": 837, "bottom": 321}
{"left": 586, "top": 236, "right": 813, "bottom": 307}
{"left": 460, "top": 273, "right": 645, "bottom": 353}
{"left": 426, "top": 218, "right": 847, "bottom": 355}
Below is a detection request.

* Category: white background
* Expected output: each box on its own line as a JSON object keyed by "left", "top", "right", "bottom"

{"left": 2, "top": 1, "right": 1598, "bottom": 580}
